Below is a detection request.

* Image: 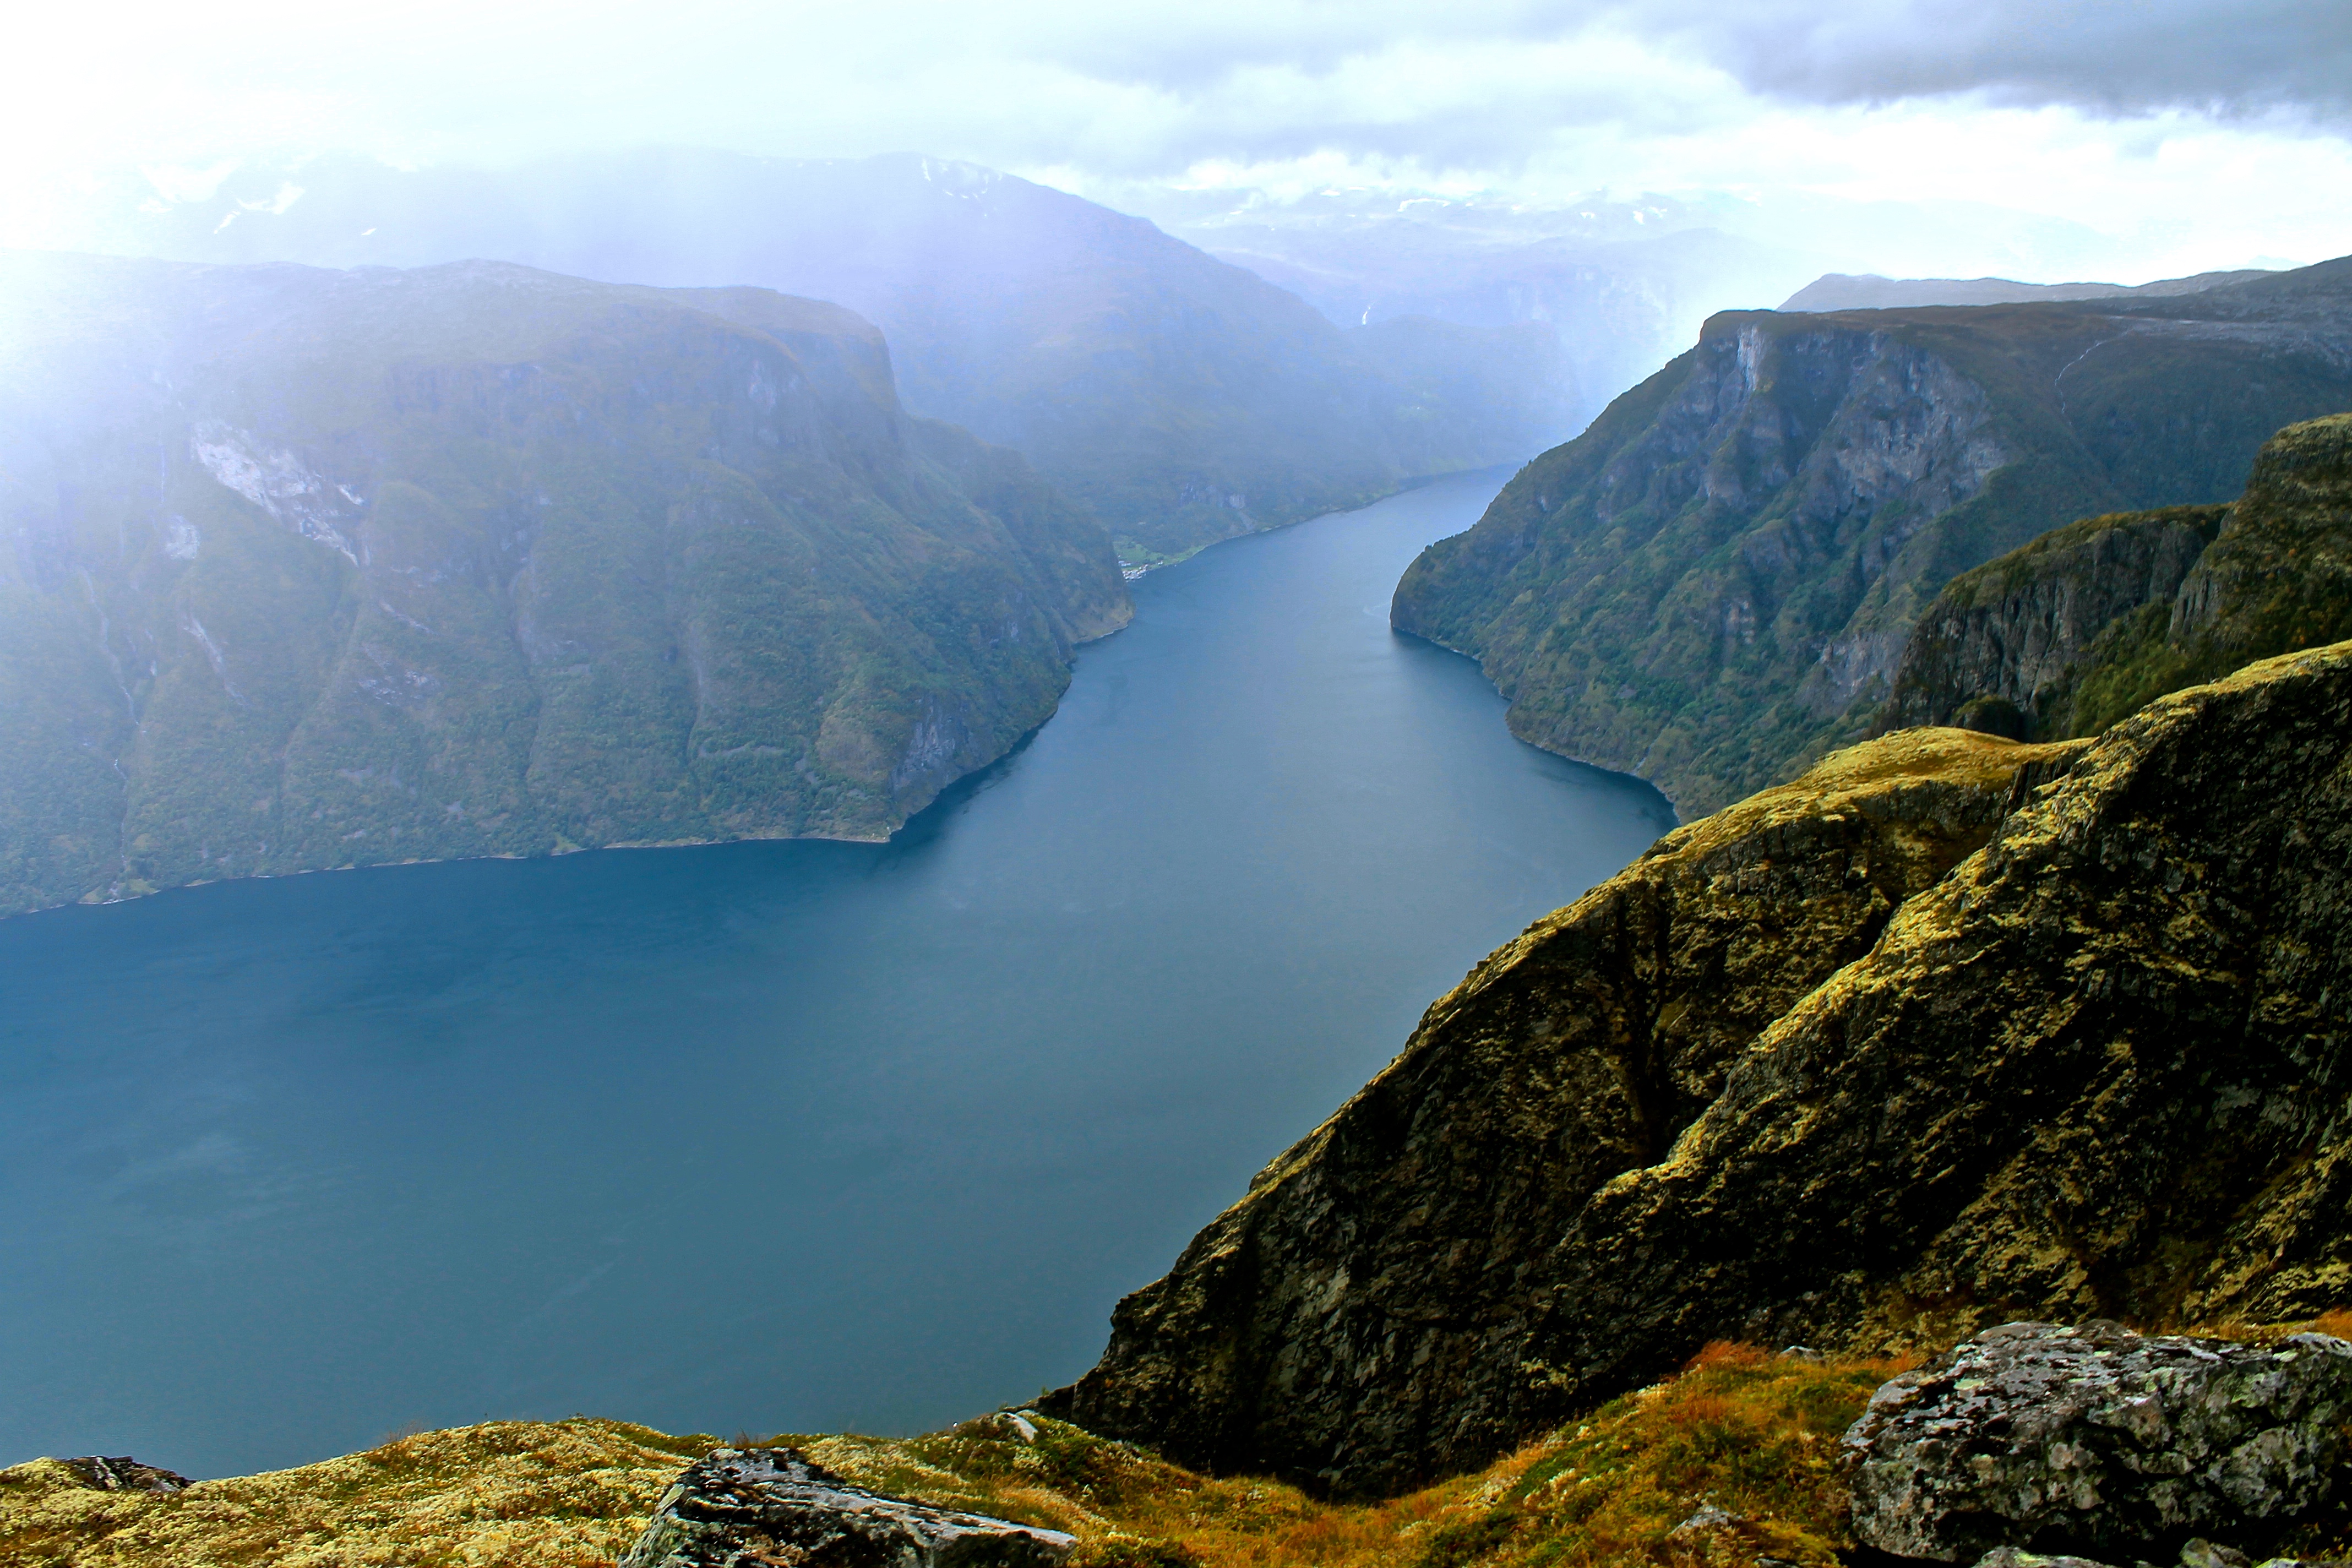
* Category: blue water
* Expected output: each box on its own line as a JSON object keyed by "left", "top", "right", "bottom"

{"left": 0, "top": 470, "right": 1674, "bottom": 1477}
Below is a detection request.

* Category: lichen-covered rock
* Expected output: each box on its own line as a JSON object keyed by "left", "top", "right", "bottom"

{"left": 1043, "top": 727, "right": 2083, "bottom": 1492}
{"left": 621, "top": 1446, "right": 1077, "bottom": 1568}
{"left": 1845, "top": 1321, "right": 2352, "bottom": 1562}
{"left": 1970, "top": 1550, "right": 2121, "bottom": 1568}
{"left": 1053, "top": 639, "right": 2352, "bottom": 1498}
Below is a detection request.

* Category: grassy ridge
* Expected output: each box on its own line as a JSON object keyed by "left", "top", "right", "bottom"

{"left": 16, "top": 1319, "right": 2352, "bottom": 1567}
{"left": 0, "top": 1347, "right": 1904, "bottom": 1568}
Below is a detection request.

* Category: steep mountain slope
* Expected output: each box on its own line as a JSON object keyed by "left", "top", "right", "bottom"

{"left": 58, "top": 151, "right": 1547, "bottom": 560}
{"left": 1051, "top": 639, "right": 2352, "bottom": 1495}
{"left": 1882, "top": 412, "right": 2352, "bottom": 738}
{"left": 1781, "top": 267, "right": 2273, "bottom": 312}
{"left": 0, "top": 251, "right": 1127, "bottom": 918}
{"left": 1391, "top": 256, "right": 2352, "bottom": 815}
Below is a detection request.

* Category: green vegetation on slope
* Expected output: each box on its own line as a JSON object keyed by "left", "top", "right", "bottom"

{"left": 17, "top": 1320, "right": 2352, "bottom": 1566}
{"left": 1391, "top": 257, "right": 2352, "bottom": 815}
{"left": 1881, "top": 411, "right": 2352, "bottom": 739}
{"left": 0, "top": 251, "right": 1130, "bottom": 918}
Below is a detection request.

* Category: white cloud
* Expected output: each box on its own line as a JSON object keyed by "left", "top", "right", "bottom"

{"left": 2, "top": 0, "right": 2346, "bottom": 282}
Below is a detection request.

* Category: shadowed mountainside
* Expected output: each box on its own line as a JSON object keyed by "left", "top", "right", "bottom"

{"left": 1880, "top": 411, "right": 2352, "bottom": 739}
{"left": 0, "top": 249, "right": 1128, "bottom": 917}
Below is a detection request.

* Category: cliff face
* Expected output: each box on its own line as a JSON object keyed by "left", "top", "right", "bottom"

{"left": 1050, "top": 640, "right": 2352, "bottom": 1497}
{"left": 1875, "top": 505, "right": 2226, "bottom": 736}
{"left": 1044, "top": 726, "right": 2077, "bottom": 1490}
{"left": 1882, "top": 412, "right": 2352, "bottom": 739}
{"left": 0, "top": 252, "right": 1129, "bottom": 917}
{"left": 1391, "top": 257, "right": 2352, "bottom": 816}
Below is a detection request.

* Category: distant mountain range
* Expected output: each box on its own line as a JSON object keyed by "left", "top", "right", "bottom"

{"left": 1170, "top": 192, "right": 1824, "bottom": 439}
{"left": 1781, "top": 268, "right": 2278, "bottom": 312}
{"left": 1391, "top": 255, "right": 2352, "bottom": 815}
{"left": 49, "top": 151, "right": 1567, "bottom": 563}
{"left": 0, "top": 251, "right": 1128, "bottom": 917}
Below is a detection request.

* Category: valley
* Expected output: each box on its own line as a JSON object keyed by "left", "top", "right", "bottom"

{"left": 0, "top": 473, "right": 1673, "bottom": 1479}
{"left": 6, "top": 71, "right": 2352, "bottom": 1566}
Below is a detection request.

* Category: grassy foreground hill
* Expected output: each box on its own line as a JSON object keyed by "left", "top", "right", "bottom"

{"left": 0, "top": 251, "right": 1129, "bottom": 918}
{"left": 0, "top": 1353, "right": 1934, "bottom": 1567}
{"left": 1391, "top": 256, "right": 2352, "bottom": 816}
{"left": 14, "top": 1321, "right": 2352, "bottom": 1566}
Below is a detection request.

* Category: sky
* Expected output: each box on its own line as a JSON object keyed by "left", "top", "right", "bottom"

{"left": 7, "top": 0, "right": 2350, "bottom": 281}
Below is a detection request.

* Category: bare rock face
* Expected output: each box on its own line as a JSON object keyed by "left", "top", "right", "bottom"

{"left": 1876, "top": 505, "right": 2225, "bottom": 737}
{"left": 621, "top": 1446, "right": 1077, "bottom": 1568}
{"left": 56, "top": 1456, "right": 189, "bottom": 1494}
{"left": 1845, "top": 1322, "right": 2352, "bottom": 1562}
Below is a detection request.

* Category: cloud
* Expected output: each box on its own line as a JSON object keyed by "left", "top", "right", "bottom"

{"left": 1630, "top": 0, "right": 2352, "bottom": 121}
{"left": 3, "top": 0, "right": 2348, "bottom": 285}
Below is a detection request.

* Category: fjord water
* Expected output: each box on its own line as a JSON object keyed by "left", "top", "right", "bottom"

{"left": 0, "top": 470, "right": 1673, "bottom": 1477}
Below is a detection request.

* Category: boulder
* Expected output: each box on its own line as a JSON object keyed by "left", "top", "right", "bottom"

{"left": 1844, "top": 1321, "right": 2352, "bottom": 1562}
{"left": 621, "top": 1446, "right": 1078, "bottom": 1568}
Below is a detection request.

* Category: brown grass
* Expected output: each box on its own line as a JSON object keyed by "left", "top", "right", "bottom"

{"left": 7, "top": 1315, "right": 2350, "bottom": 1567}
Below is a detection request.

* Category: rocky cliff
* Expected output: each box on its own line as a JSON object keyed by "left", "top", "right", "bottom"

{"left": 1882, "top": 412, "right": 2352, "bottom": 739}
{"left": 1049, "top": 638, "right": 2352, "bottom": 1497}
{"left": 1391, "top": 257, "right": 2352, "bottom": 815}
{"left": 0, "top": 251, "right": 1129, "bottom": 917}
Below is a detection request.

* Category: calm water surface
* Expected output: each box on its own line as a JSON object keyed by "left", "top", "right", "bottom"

{"left": 0, "top": 470, "right": 1674, "bottom": 1476}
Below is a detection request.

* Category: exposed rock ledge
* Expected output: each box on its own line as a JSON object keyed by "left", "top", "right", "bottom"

{"left": 1048, "top": 640, "right": 2352, "bottom": 1498}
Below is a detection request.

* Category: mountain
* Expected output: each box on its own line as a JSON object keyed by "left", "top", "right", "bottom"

{"left": 52, "top": 151, "right": 1555, "bottom": 562}
{"left": 1880, "top": 412, "right": 2352, "bottom": 739}
{"left": 1048, "top": 638, "right": 2352, "bottom": 1494}
{"left": 1175, "top": 193, "right": 1823, "bottom": 439}
{"left": 0, "top": 250, "right": 1128, "bottom": 919}
{"left": 1781, "top": 267, "right": 2277, "bottom": 312}
{"left": 1389, "top": 256, "right": 2352, "bottom": 816}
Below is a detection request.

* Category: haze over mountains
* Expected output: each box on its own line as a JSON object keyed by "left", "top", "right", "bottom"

{"left": 47, "top": 151, "right": 1583, "bottom": 563}
{"left": 1161, "top": 189, "right": 1826, "bottom": 437}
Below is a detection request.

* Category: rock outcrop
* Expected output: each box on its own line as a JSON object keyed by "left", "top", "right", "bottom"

{"left": 622, "top": 1446, "right": 1077, "bottom": 1568}
{"left": 1391, "top": 257, "right": 2352, "bottom": 815}
{"left": 1844, "top": 1322, "right": 2352, "bottom": 1562}
{"left": 55, "top": 1457, "right": 189, "bottom": 1494}
{"left": 1044, "top": 725, "right": 2084, "bottom": 1491}
{"left": 1052, "top": 639, "right": 2352, "bottom": 1497}
{"left": 1882, "top": 413, "right": 2352, "bottom": 741}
